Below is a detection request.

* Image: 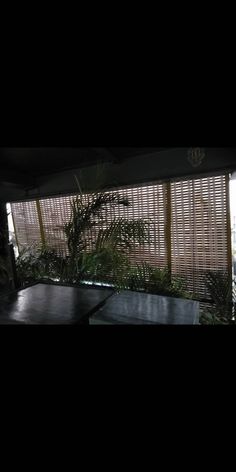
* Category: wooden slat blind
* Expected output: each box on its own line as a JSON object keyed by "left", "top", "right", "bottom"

{"left": 10, "top": 174, "right": 230, "bottom": 299}
{"left": 39, "top": 195, "right": 73, "bottom": 255}
{"left": 11, "top": 200, "right": 42, "bottom": 249}
{"left": 37, "top": 184, "right": 167, "bottom": 267}
{"left": 171, "top": 175, "right": 229, "bottom": 298}
{"left": 95, "top": 184, "right": 167, "bottom": 268}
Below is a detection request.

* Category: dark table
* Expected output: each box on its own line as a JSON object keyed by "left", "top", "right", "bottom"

{"left": 0, "top": 283, "right": 113, "bottom": 324}
{"left": 89, "top": 290, "right": 200, "bottom": 325}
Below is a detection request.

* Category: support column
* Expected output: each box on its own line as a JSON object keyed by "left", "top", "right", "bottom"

{"left": 165, "top": 182, "right": 172, "bottom": 280}
{"left": 225, "top": 174, "right": 232, "bottom": 277}
{"left": 36, "top": 199, "right": 46, "bottom": 247}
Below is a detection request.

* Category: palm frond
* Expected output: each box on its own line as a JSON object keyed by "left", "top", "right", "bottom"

{"left": 64, "top": 192, "right": 130, "bottom": 256}
{"left": 204, "top": 270, "right": 235, "bottom": 321}
{"left": 95, "top": 217, "right": 151, "bottom": 251}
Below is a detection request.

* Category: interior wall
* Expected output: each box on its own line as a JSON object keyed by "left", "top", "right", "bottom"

{"left": 1, "top": 147, "right": 236, "bottom": 202}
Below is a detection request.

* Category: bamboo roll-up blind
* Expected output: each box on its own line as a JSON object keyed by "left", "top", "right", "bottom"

{"left": 96, "top": 184, "right": 167, "bottom": 268}
{"left": 39, "top": 193, "right": 98, "bottom": 255}
{"left": 11, "top": 183, "right": 167, "bottom": 266}
{"left": 10, "top": 174, "right": 231, "bottom": 299}
{"left": 11, "top": 200, "right": 42, "bottom": 250}
{"left": 171, "top": 175, "right": 229, "bottom": 298}
{"left": 39, "top": 195, "right": 73, "bottom": 255}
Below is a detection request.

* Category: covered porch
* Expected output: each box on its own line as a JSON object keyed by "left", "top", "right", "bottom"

{"left": 0, "top": 147, "right": 235, "bottom": 324}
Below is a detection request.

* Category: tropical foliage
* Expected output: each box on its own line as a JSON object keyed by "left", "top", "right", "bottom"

{"left": 16, "top": 244, "right": 64, "bottom": 285}
{"left": 62, "top": 191, "right": 150, "bottom": 284}
{"left": 125, "top": 262, "right": 191, "bottom": 298}
{"left": 16, "top": 190, "right": 150, "bottom": 286}
{"left": 15, "top": 189, "right": 190, "bottom": 298}
{"left": 200, "top": 270, "right": 236, "bottom": 324}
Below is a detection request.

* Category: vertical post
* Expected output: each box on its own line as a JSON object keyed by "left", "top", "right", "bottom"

{"left": 225, "top": 173, "right": 232, "bottom": 278}
{"left": 0, "top": 203, "right": 9, "bottom": 257}
{"left": 8, "top": 242, "right": 18, "bottom": 289}
{"left": 36, "top": 199, "right": 46, "bottom": 247}
{"left": 165, "top": 182, "right": 172, "bottom": 280}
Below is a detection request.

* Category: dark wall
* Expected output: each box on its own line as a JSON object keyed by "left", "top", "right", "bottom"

{"left": 1, "top": 147, "right": 236, "bottom": 202}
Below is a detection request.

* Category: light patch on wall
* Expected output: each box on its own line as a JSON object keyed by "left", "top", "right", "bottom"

{"left": 6, "top": 203, "right": 19, "bottom": 257}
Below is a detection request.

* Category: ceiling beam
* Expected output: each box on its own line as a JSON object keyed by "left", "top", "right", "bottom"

{"left": 0, "top": 169, "right": 36, "bottom": 188}
{"left": 91, "top": 147, "right": 118, "bottom": 163}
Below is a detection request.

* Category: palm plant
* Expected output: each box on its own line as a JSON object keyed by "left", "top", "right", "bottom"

{"left": 16, "top": 244, "right": 64, "bottom": 286}
{"left": 14, "top": 191, "right": 151, "bottom": 287}
{"left": 63, "top": 191, "right": 151, "bottom": 285}
{"left": 125, "top": 261, "right": 190, "bottom": 297}
{"left": 64, "top": 193, "right": 130, "bottom": 256}
{"left": 200, "top": 270, "right": 236, "bottom": 324}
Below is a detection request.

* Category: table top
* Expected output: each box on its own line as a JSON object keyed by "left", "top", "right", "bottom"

{"left": 0, "top": 283, "right": 113, "bottom": 324}
{"left": 89, "top": 290, "right": 200, "bottom": 325}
